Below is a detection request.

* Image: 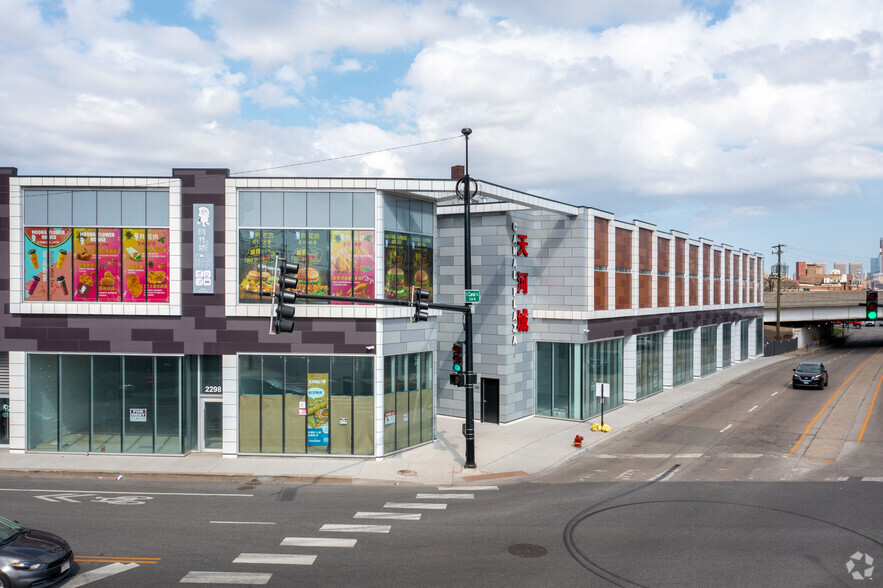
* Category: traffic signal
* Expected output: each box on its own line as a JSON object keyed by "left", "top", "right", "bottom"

{"left": 867, "top": 290, "right": 878, "bottom": 321}
{"left": 412, "top": 287, "right": 430, "bottom": 322}
{"left": 268, "top": 259, "right": 299, "bottom": 334}
{"left": 449, "top": 342, "right": 464, "bottom": 386}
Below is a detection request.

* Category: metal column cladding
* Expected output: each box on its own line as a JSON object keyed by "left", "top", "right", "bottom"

{"left": 193, "top": 203, "right": 214, "bottom": 294}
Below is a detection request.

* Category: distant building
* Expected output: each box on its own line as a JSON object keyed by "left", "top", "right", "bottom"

{"left": 795, "top": 261, "right": 807, "bottom": 280}
{"left": 834, "top": 262, "right": 848, "bottom": 275}
{"left": 870, "top": 257, "right": 880, "bottom": 276}
{"left": 849, "top": 262, "right": 863, "bottom": 279}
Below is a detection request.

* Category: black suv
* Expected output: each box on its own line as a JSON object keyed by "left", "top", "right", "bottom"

{"left": 792, "top": 362, "right": 828, "bottom": 389}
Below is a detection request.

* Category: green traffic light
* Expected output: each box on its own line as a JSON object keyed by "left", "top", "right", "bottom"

{"left": 869, "top": 310, "right": 878, "bottom": 320}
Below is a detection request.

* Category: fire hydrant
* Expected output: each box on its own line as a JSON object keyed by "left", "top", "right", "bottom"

{"left": 573, "top": 434, "right": 584, "bottom": 448}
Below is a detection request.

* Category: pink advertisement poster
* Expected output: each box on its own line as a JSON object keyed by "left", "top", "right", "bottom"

{"left": 353, "top": 230, "right": 374, "bottom": 301}
{"left": 97, "top": 228, "right": 122, "bottom": 302}
{"left": 47, "top": 228, "right": 73, "bottom": 301}
{"left": 122, "top": 229, "right": 147, "bottom": 302}
{"left": 23, "top": 228, "right": 48, "bottom": 301}
{"left": 146, "top": 229, "right": 170, "bottom": 303}
{"left": 73, "top": 228, "right": 97, "bottom": 301}
{"left": 330, "top": 230, "right": 353, "bottom": 304}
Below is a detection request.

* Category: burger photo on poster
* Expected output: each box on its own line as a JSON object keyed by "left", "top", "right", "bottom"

{"left": 385, "top": 267, "right": 407, "bottom": 299}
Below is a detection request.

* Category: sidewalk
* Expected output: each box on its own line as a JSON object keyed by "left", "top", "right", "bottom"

{"left": 0, "top": 354, "right": 798, "bottom": 486}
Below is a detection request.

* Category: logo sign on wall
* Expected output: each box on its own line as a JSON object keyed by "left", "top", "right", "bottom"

{"left": 193, "top": 204, "right": 214, "bottom": 294}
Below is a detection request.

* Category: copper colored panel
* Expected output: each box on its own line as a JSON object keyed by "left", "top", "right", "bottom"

{"left": 639, "top": 274, "right": 651, "bottom": 308}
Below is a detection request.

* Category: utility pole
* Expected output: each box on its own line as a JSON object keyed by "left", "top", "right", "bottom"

{"left": 461, "top": 128, "right": 476, "bottom": 469}
{"left": 773, "top": 244, "right": 785, "bottom": 341}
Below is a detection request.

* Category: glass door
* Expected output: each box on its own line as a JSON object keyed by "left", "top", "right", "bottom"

{"left": 0, "top": 397, "right": 8, "bottom": 445}
{"left": 200, "top": 399, "right": 223, "bottom": 451}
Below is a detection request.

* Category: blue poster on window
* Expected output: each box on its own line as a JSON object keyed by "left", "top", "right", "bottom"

{"left": 307, "top": 373, "right": 329, "bottom": 446}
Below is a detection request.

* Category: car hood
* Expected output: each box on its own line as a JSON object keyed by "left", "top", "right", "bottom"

{"left": 794, "top": 370, "right": 821, "bottom": 377}
{"left": 1, "top": 529, "right": 69, "bottom": 562}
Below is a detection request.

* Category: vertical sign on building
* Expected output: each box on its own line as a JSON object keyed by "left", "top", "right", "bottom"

{"left": 511, "top": 222, "right": 530, "bottom": 345}
{"left": 193, "top": 204, "right": 214, "bottom": 294}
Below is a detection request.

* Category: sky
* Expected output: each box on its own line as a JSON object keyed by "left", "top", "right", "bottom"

{"left": 3, "top": 0, "right": 883, "bottom": 276}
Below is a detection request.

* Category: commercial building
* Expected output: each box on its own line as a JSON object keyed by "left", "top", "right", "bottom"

{"left": 0, "top": 166, "right": 764, "bottom": 457}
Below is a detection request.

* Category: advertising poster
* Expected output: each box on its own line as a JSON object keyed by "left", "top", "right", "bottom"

{"left": 146, "top": 229, "right": 170, "bottom": 303}
{"left": 285, "top": 230, "right": 309, "bottom": 299}
{"left": 329, "top": 230, "right": 353, "bottom": 304}
{"left": 73, "top": 228, "right": 97, "bottom": 301}
{"left": 47, "top": 228, "right": 73, "bottom": 301}
{"left": 259, "top": 230, "right": 282, "bottom": 298}
{"left": 410, "top": 234, "right": 433, "bottom": 301}
{"left": 384, "top": 232, "right": 409, "bottom": 300}
{"left": 23, "top": 228, "right": 49, "bottom": 301}
{"left": 239, "top": 229, "right": 262, "bottom": 303}
{"left": 97, "top": 228, "right": 122, "bottom": 302}
{"left": 306, "top": 373, "right": 329, "bottom": 447}
{"left": 353, "top": 230, "right": 374, "bottom": 301}
{"left": 305, "top": 230, "right": 330, "bottom": 301}
{"left": 122, "top": 229, "right": 147, "bottom": 302}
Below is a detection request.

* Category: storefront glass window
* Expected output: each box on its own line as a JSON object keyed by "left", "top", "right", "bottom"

{"left": 741, "top": 321, "right": 750, "bottom": 360}
{"left": 238, "top": 355, "right": 378, "bottom": 455}
{"left": 756, "top": 318, "right": 764, "bottom": 356}
{"left": 27, "top": 354, "right": 187, "bottom": 454}
{"left": 636, "top": 332, "right": 663, "bottom": 399}
{"left": 700, "top": 326, "right": 717, "bottom": 376}
{"left": 673, "top": 329, "right": 694, "bottom": 387}
{"left": 583, "top": 339, "right": 623, "bottom": 419}
{"left": 722, "top": 323, "right": 732, "bottom": 367}
{"left": 383, "top": 352, "right": 433, "bottom": 454}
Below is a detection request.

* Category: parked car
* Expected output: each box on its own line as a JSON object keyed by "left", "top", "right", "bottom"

{"left": 792, "top": 362, "right": 829, "bottom": 390}
{"left": 866, "top": 321, "right": 876, "bottom": 327}
{"left": 0, "top": 515, "right": 73, "bottom": 588}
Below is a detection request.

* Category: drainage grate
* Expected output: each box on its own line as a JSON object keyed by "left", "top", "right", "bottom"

{"left": 508, "top": 544, "right": 548, "bottom": 558}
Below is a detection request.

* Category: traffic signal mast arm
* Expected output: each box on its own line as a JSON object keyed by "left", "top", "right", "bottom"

{"left": 294, "top": 291, "right": 471, "bottom": 314}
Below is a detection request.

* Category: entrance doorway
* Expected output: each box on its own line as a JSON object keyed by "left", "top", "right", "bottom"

{"left": 200, "top": 399, "right": 223, "bottom": 451}
{"left": 481, "top": 379, "right": 499, "bottom": 424}
{"left": 0, "top": 397, "right": 8, "bottom": 445}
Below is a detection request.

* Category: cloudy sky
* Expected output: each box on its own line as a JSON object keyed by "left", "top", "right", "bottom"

{"left": 3, "top": 0, "right": 883, "bottom": 276}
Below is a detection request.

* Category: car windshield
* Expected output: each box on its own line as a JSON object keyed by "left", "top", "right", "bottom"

{"left": 0, "top": 516, "right": 22, "bottom": 542}
{"left": 797, "top": 364, "right": 821, "bottom": 374}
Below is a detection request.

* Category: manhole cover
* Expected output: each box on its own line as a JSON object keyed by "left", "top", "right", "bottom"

{"left": 397, "top": 469, "right": 417, "bottom": 477}
{"left": 508, "top": 544, "right": 548, "bottom": 558}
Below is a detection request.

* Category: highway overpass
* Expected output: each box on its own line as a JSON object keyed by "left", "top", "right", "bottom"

{"left": 763, "top": 291, "right": 869, "bottom": 323}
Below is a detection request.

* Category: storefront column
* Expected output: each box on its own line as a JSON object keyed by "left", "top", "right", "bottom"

{"left": 8, "top": 351, "right": 26, "bottom": 453}
{"left": 662, "top": 330, "right": 673, "bottom": 388}
{"left": 222, "top": 354, "right": 238, "bottom": 458}
{"left": 623, "top": 335, "right": 637, "bottom": 402}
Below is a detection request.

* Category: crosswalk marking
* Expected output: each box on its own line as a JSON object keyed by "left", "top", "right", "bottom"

{"left": 281, "top": 537, "right": 358, "bottom": 547}
{"left": 63, "top": 562, "right": 139, "bottom": 587}
{"left": 320, "top": 524, "right": 391, "bottom": 533}
{"left": 354, "top": 511, "right": 421, "bottom": 520}
{"left": 591, "top": 454, "right": 704, "bottom": 459}
{"left": 863, "top": 477, "right": 883, "bottom": 482}
{"left": 233, "top": 553, "right": 316, "bottom": 565}
{"left": 384, "top": 502, "right": 447, "bottom": 509}
{"left": 416, "top": 493, "right": 474, "bottom": 499}
{"left": 437, "top": 486, "right": 498, "bottom": 491}
{"left": 180, "top": 571, "right": 272, "bottom": 584}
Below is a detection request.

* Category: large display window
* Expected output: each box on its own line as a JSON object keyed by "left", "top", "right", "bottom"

{"left": 536, "top": 339, "right": 624, "bottom": 420}
{"left": 239, "top": 355, "right": 375, "bottom": 455}
{"left": 700, "top": 326, "right": 717, "bottom": 376}
{"left": 636, "top": 332, "right": 663, "bottom": 399}
{"left": 673, "top": 329, "right": 694, "bottom": 386}
{"left": 27, "top": 354, "right": 189, "bottom": 454}
{"left": 383, "top": 352, "right": 433, "bottom": 454}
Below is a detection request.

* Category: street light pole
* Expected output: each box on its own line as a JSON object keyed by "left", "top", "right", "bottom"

{"left": 462, "top": 127, "right": 476, "bottom": 469}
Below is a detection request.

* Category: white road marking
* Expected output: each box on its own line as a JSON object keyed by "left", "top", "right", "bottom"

{"left": 36, "top": 493, "right": 92, "bottom": 503}
{"left": 281, "top": 537, "right": 357, "bottom": 548}
{"left": 320, "top": 524, "right": 391, "bottom": 533}
{"left": 0, "top": 488, "right": 251, "bottom": 497}
{"left": 437, "top": 486, "right": 498, "bottom": 491}
{"left": 771, "top": 391, "right": 779, "bottom": 396}
{"left": 591, "top": 454, "right": 703, "bottom": 459}
{"left": 353, "top": 512, "right": 421, "bottom": 520}
{"left": 862, "top": 477, "right": 883, "bottom": 482}
{"left": 416, "top": 493, "right": 474, "bottom": 499}
{"left": 233, "top": 553, "right": 316, "bottom": 565}
{"left": 211, "top": 521, "right": 276, "bottom": 525}
{"left": 64, "top": 562, "right": 139, "bottom": 587}
{"left": 720, "top": 424, "right": 733, "bottom": 433}
{"left": 748, "top": 405, "right": 759, "bottom": 412}
{"left": 615, "top": 469, "right": 639, "bottom": 480}
{"left": 716, "top": 453, "right": 765, "bottom": 458}
{"left": 384, "top": 502, "right": 447, "bottom": 510}
{"left": 649, "top": 469, "right": 678, "bottom": 482}
{"left": 180, "top": 571, "right": 272, "bottom": 584}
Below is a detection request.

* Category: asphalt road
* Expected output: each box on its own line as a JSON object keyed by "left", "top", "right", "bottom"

{"left": 1, "top": 333, "right": 880, "bottom": 587}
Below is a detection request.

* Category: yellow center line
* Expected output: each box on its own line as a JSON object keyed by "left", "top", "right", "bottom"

{"left": 857, "top": 373, "right": 882, "bottom": 443}
{"left": 787, "top": 348, "right": 882, "bottom": 456}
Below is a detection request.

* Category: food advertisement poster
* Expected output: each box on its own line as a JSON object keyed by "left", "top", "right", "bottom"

{"left": 410, "top": 234, "right": 433, "bottom": 301}
{"left": 384, "top": 231, "right": 409, "bottom": 300}
{"left": 260, "top": 230, "right": 283, "bottom": 297}
{"left": 146, "top": 229, "right": 170, "bottom": 303}
{"left": 306, "top": 230, "right": 329, "bottom": 298}
{"left": 330, "top": 230, "right": 352, "bottom": 304}
{"left": 285, "top": 230, "right": 309, "bottom": 297}
{"left": 73, "top": 228, "right": 97, "bottom": 301}
{"left": 238, "top": 229, "right": 262, "bottom": 303}
{"left": 306, "top": 373, "right": 329, "bottom": 447}
{"left": 47, "top": 228, "right": 73, "bottom": 302}
{"left": 23, "top": 228, "right": 48, "bottom": 301}
{"left": 97, "top": 228, "right": 122, "bottom": 302}
{"left": 122, "top": 229, "right": 147, "bottom": 302}
{"left": 353, "top": 230, "right": 374, "bottom": 300}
